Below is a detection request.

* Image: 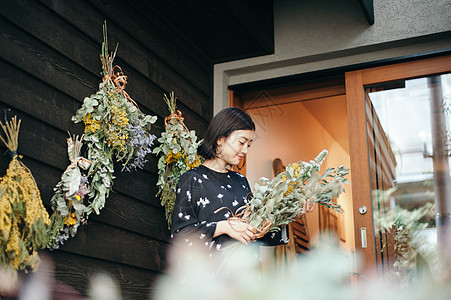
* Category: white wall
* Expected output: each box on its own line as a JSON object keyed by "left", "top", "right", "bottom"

{"left": 275, "top": 0, "right": 451, "bottom": 60}
{"left": 214, "top": 0, "right": 451, "bottom": 113}
{"left": 246, "top": 96, "right": 354, "bottom": 250}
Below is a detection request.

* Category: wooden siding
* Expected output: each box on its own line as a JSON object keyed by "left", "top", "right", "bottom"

{"left": 0, "top": 0, "right": 212, "bottom": 298}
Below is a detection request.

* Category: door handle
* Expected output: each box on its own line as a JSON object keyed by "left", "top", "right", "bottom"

{"left": 361, "top": 227, "right": 367, "bottom": 248}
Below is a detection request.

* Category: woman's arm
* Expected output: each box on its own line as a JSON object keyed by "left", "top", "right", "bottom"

{"left": 214, "top": 220, "right": 255, "bottom": 245}
{"left": 171, "top": 173, "right": 217, "bottom": 240}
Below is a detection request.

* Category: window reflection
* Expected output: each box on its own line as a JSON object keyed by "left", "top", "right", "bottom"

{"left": 366, "top": 73, "right": 451, "bottom": 282}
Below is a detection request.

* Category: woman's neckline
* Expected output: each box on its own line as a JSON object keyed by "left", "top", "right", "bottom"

{"left": 199, "top": 164, "right": 230, "bottom": 175}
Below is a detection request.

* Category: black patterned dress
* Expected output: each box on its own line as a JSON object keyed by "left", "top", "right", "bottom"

{"left": 171, "top": 165, "right": 286, "bottom": 252}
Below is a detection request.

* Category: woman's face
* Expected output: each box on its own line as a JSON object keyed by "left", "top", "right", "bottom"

{"left": 218, "top": 130, "right": 255, "bottom": 166}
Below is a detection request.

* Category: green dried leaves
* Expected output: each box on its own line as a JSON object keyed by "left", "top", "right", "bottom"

{"left": 72, "top": 93, "right": 101, "bottom": 123}
{"left": 153, "top": 92, "right": 203, "bottom": 228}
{"left": 47, "top": 135, "right": 90, "bottom": 249}
{"left": 71, "top": 26, "right": 157, "bottom": 221}
{"left": 247, "top": 150, "right": 350, "bottom": 233}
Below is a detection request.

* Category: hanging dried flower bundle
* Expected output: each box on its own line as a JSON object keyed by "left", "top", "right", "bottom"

{"left": 224, "top": 150, "right": 349, "bottom": 242}
{"left": 72, "top": 23, "right": 157, "bottom": 217}
{"left": 0, "top": 116, "right": 50, "bottom": 272}
{"left": 47, "top": 135, "right": 91, "bottom": 249}
{"left": 153, "top": 92, "right": 203, "bottom": 228}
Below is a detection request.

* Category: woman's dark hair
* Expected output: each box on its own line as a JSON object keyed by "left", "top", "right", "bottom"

{"left": 198, "top": 107, "right": 255, "bottom": 160}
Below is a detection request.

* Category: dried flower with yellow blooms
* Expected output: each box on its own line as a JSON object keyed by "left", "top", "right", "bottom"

{"left": 47, "top": 135, "right": 91, "bottom": 249}
{"left": 153, "top": 92, "right": 203, "bottom": 228}
{"left": 72, "top": 23, "right": 157, "bottom": 217}
{"left": 226, "top": 150, "right": 349, "bottom": 247}
{"left": 0, "top": 116, "right": 50, "bottom": 272}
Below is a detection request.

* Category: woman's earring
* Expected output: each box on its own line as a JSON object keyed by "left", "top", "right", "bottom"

{"left": 216, "top": 145, "right": 223, "bottom": 156}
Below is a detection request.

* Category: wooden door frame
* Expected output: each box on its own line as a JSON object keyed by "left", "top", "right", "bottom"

{"left": 345, "top": 54, "right": 451, "bottom": 273}
{"left": 229, "top": 78, "right": 347, "bottom": 176}
{"left": 229, "top": 90, "right": 247, "bottom": 175}
{"left": 229, "top": 55, "right": 451, "bottom": 273}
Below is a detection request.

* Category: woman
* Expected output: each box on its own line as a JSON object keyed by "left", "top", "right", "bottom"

{"left": 171, "top": 107, "right": 313, "bottom": 252}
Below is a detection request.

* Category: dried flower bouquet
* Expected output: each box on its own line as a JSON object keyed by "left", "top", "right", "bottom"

{"left": 72, "top": 23, "right": 157, "bottom": 216}
{"left": 0, "top": 116, "right": 50, "bottom": 272}
{"left": 230, "top": 150, "right": 349, "bottom": 239}
{"left": 47, "top": 135, "right": 91, "bottom": 249}
{"left": 153, "top": 92, "right": 202, "bottom": 228}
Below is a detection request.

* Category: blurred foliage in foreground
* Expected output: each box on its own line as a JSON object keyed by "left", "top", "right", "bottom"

{"left": 1, "top": 237, "right": 450, "bottom": 299}
{"left": 154, "top": 236, "right": 450, "bottom": 300}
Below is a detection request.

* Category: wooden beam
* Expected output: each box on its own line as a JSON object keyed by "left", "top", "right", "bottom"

{"left": 359, "top": 0, "right": 374, "bottom": 25}
{"left": 222, "top": 0, "right": 274, "bottom": 53}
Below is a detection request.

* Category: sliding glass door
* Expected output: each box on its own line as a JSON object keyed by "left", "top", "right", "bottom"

{"left": 346, "top": 55, "right": 451, "bottom": 278}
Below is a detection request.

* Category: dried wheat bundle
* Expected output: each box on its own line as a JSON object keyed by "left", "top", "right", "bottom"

{"left": 0, "top": 116, "right": 50, "bottom": 272}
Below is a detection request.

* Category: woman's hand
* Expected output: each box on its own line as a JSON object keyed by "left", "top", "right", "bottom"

{"left": 214, "top": 220, "right": 256, "bottom": 245}
{"left": 297, "top": 199, "right": 316, "bottom": 219}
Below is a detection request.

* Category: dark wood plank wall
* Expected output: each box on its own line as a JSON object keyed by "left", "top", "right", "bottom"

{"left": 0, "top": 0, "right": 212, "bottom": 298}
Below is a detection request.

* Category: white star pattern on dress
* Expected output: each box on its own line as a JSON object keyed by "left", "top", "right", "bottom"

{"left": 171, "top": 168, "right": 261, "bottom": 250}
{"left": 197, "top": 197, "right": 210, "bottom": 208}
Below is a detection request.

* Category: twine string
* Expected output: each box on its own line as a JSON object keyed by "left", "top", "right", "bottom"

{"left": 9, "top": 150, "right": 18, "bottom": 160}
{"left": 164, "top": 110, "right": 191, "bottom": 136}
{"left": 102, "top": 65, "right": 139, "bottom": 108}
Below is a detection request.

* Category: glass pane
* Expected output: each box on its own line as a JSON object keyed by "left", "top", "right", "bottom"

{"left": 365, "top": 73, "right": 451, "bottom": 283}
